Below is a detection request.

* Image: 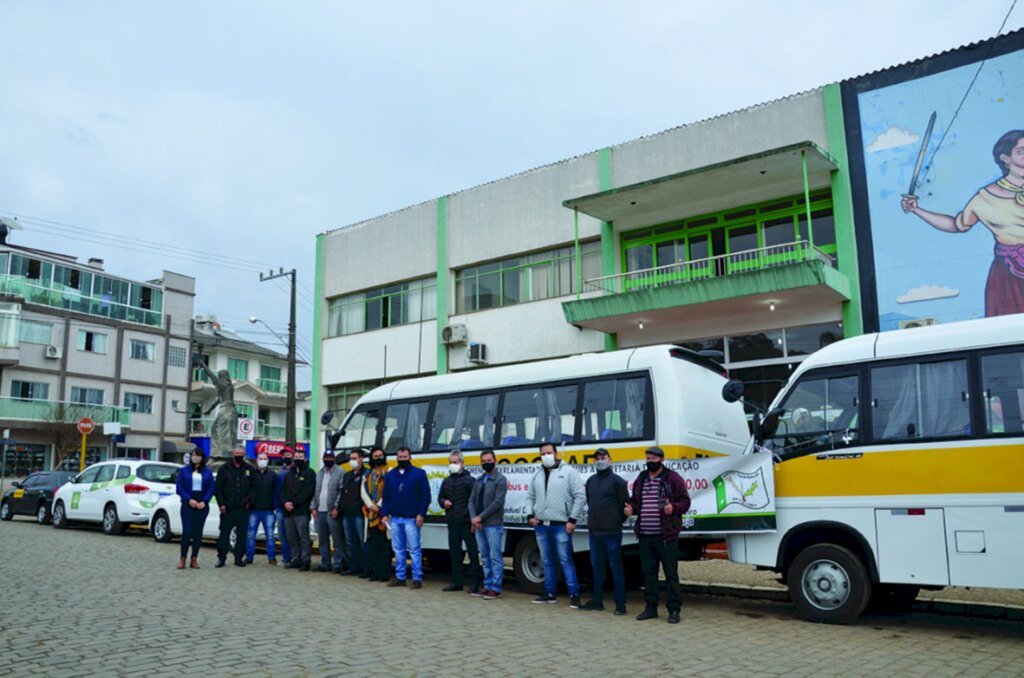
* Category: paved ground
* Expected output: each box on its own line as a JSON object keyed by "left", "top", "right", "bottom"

{"left": 2, "top": 517, "right": 1023, "bottom": 677}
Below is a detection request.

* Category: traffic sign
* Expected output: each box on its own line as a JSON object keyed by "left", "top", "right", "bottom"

{"left": 77, "top": 418, "right": 95, "bottom": 435}
{"left": 237, "top": 417, "right": 255, "bottom": 441}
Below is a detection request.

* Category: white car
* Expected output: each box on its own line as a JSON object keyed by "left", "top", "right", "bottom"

{"left": 52, "top": 460, "right": 179, "bottom": 534}
{"left": 149, "top": 493, "right": 312, "bottom": 552}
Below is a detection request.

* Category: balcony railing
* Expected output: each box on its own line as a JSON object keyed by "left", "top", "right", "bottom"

{"left": 584, "top": 240, "right": 835, "bottom": 295}
{"left": 258, "top": 378, "right": 285, "bottom": 394}
{"left": 0, "top": 274, "right": 163, "bottom": 328}
{"left": 0, "top": 398, "right": 131, "bottom": 427}
{"left": 189, "top": 418, "right": 309, "bottom": 442}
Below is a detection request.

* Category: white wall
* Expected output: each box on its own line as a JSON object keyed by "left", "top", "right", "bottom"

{"left": 321, "top": 320, "right": 437, "bottom": 386}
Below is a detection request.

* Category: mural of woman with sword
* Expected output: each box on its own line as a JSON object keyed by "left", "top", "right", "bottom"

{"left": 902, "top": 128, "right": 1024, "bottom": 317}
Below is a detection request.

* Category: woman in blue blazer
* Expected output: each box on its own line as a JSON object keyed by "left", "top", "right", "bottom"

{"left": 176, "top": 447, "right": 216, "bottom": 569}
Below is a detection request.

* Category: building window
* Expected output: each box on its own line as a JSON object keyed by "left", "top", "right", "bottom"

{"left": 129, "top": 339, "right": 155, "bottom": 361}
{"left": 11, "top": 380, "right": 49, "bottom": 401}
{"left": 167, "top": 345, "right": 187, "bottom": 368}
{"left": 70, "top": 387, "right": 104, "bottom": 405}
{"left": 327, "top": 276, "right": 437, "bottom": 337}
{"left": 259, "top": 365, "right": 283, "bottom": 393}
{"left": 236, "top": 403, "right": 255, "bottom": 420}
{"left": 327, "top": 381, "right": 380, "bottom": 420}
{"left": 19, "top": 319, "right": 53, "bottom": 345}
{"left": 455, "top": 241, "right": 601, "bottom": 314}
{"left": 77, "top": 329, "right": 107, "bottom": 354}
{"left": 227, "top": 357, "right": 249, "bottom": 381}
{"left": 123, "top": 392, "right": 153, "bottom": 413}
{"left": 0, "top": 302, "right": 20, "bottom": 347}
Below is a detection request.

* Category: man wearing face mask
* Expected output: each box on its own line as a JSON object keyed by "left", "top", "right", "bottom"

{"left": 624, "top": 446, "right": 691, "bottom": 624}
{"left": 469, "top": 449, "right": 507, "bottom": 600}
{"left": 334, "top": 449, "right": 367, "bottom": 577}
{"left": 526, "top": 442, "right": 586, "bottom": 607}
{"left": 274, "top": 447, "right": 294, "bottom": 565}
{"left": 361, "top": 447, "right": 390, "bottom": 582}
{"left": 312, "top": 450, "right": 345, "bottom": 573}
{"left": 581, "top": 448, "right": 629, "bottom": 615}
{"left": 245, "top": 451, "right": 279, "bottom": 566}
{"left": 436, "top": 451, "right": 481, "bottom": 594}
{"left": 214, "top": 446, "right": 255, "bottom": 568}
{"left": 280, "top": 448, "right": 317, "bottom": 571}
{"left": 380, "top": 446, "right": 431, "bottom": 589}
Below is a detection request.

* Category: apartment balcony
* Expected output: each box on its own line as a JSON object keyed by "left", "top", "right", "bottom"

{"left": 257, "top": 378, "right": 286, "bottom": 394}
{"left": 561, "top": 240, "right": 850, "bottom": 343}
{"left": 0, "top": 398, "right": 132, "bottom": 427}
{"left": 0, "top": 274, "right": 163, "bottom": 328}
{"left": 189, "top": 418, "right": 309, "bottom": 442}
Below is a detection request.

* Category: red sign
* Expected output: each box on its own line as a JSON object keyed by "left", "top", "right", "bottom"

{"left": 77, "top": 418, "right": 95, "bottom": 435}
{"left": 250, "top": 440, "right": 309, "bottom": 458}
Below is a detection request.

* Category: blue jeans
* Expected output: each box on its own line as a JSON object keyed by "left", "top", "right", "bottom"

{"left": 275, "top": 508, "right": 292, "bottom": 563}
{"left": 342, "top": 513, "right": 365, "bottom": 574}
{"left": 534, "top": 524, "right": 579, "bottom": 597}
{"left": 589, "top": 533, "right": 626, "bottom": 609}
{"left": 475, "top": 525, "right": 504, "bottom": 593}
{"left": 390, "top": 516, "right": 423, "bottom": 582}
{"left": 246, "top": 510, "right": 276, "bottom": 562}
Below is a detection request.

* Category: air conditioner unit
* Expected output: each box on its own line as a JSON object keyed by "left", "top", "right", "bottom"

{"left": 44, "top": 345, "right": 63, "bottom": 360}
{"left": 468, "top": 342, "right": 487, "bottom": 365}
{"left": 898, "top": 317, "right": 938, "bottom": 330}
{"left": 441, "top": 323, "right": 468, "bottom": 345}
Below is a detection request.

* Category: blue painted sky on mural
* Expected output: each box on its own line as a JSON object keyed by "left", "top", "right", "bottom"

{"left": 0, "top": 1, "right": 1021, "bottom": 383}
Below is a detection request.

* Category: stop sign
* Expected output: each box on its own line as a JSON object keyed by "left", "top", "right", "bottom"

{"left": 77, "top": 417, "right": 95, "bottom": 435}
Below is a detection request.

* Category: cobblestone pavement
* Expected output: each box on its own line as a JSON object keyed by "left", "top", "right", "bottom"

{"left": 2, "top": 518, "right": 1023, "bottom": 677}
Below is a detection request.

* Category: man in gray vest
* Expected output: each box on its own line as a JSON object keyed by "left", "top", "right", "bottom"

{"left": 312, "top": 450, "right": 345, "bottom": 573}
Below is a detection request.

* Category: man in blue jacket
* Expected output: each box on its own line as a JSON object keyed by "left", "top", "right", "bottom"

{"left": 381, "top": 446, "right": 431, "bottom": 589}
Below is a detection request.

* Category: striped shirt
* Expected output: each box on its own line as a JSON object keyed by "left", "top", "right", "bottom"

{"left": 637, "top": 476, "right": 663, "bottom": 535}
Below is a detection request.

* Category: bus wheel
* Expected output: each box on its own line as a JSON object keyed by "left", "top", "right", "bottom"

{"left": 787, "top": 543, "right": 871, "bottom": 624}
{"left": 512, "top": 535, "right": 545, "bottom": 595}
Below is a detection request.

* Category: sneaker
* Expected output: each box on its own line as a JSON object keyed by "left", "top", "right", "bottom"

{"left": 635, "top": 606, "right": 658, "bottom": 621}
{"left": 410, "top": 580, "right": 422, "bottom": 590}
{"left": 569, "top": 596, "right": 582, "bottom": 609}
{"left": 442, "top": 584, "right": 463, "bottom": 592}
{"left": 215, "top": 558, "right": 226, "bottom": 569}
{"left": 532, "top": 594, "right": 557, "bottom": 604}
{"left": 284, "top": 560, "right": 299, "bottom": 569}
{"left": 668, "top": 610, "right": 680, "bottom": 624}
{"left": 234, "top": 559, "right": 246, "bottom": 567}
{"left": 387, "top": 577, "right": 406, "bottom": 588}
{"left": 483, "top": 590, "right": 502, "bottom": 600}
{"left": 580, "top": 600, "right": 604, "bottom": 611}
{"left": 243, "top": 558, "right": 253, "bottom": 565}
{"left": 299, "top": 562, "right": 311, "bottom": 572}
{"left": 268, "top": 559, "right": 278, "bottom": 566}
{"left": 614, "top": 606, "right": 628, "bottom": 616}
{"left": 470, "top": 588, "right": 486, "bottom": 598}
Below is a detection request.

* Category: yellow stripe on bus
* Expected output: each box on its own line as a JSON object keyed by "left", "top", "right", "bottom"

{"left": 776, "top": 443, "right": 1024, "bottom": 497}
{"left": 410, "top": 444, "right": 725, "bottom": 466}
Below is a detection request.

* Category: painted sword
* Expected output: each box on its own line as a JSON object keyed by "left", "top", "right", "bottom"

{"left": 904, "top": 111, "right": 937, "bottom": 198}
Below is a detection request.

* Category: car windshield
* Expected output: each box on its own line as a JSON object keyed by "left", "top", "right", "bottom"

{"left": 137, "top": 464, "right": 178, "bottom": 484}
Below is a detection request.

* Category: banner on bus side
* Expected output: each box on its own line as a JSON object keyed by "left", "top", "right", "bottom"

{"left": 425, "top": 452, "right": 776, "bottom": 533}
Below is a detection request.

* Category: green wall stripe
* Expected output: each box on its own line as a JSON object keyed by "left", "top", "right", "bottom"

{"left": 823, "top": 83, "right": 864, "bottom": 337}
{"left": 598, "top": 147, "right": 618, "bottom": 351}
{"left": 436, "top": 196, "right": 449, "bottom": 375}
{"left": 310, "top": 232, "right": 325, "bottom": 464}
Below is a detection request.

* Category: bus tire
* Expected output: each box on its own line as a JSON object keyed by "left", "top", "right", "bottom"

{"left": 787, "top": 543, "right": 871, "bottom": 625}
{"left": 512, "top": 534, "right": 545, "bottom": 595}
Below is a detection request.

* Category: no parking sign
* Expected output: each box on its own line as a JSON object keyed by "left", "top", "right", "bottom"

{"left": 237, "top": 417, "right": 255, "bottom": 441}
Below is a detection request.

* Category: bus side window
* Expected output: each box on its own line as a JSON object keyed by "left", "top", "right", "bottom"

{"left": 338, "top": 407, "right": 381, "bottom": 451}
{"left": 871, "top": 360, "right": 969, "bottom": 441}
{"left": 580, "top": 377, "right": 647, "bottom": 442}
{"left": 770, "top": 374, "right": 859, "bottom": 456}
{"left": 431, "top": 394, "right": 499, "bottom": 451}
{"left": 382, "top": 402, "right": 429, "bottom": 454}
{"left": 981, "top": 351, "right": 1024, "bottom": 434}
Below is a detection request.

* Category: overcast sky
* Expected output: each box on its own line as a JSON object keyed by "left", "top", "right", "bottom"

{"left": 1, "top": 1, "right": 1021, "bottom": 389}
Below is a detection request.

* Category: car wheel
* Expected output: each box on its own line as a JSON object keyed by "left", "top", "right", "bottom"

{"left": 36, "top": 502, "right": 51, "bottom": 525}
{"left": 152, "top": 511, "right": 172, "bottom": 543}
{"left": 102, "top": 504, "right": 123, "bottom": 535}
{"left": 787, "top": 543, "right": 871, "bottom": 625}
{"left": 52, "top": 501, "right": 68, "bottom": 529}
{"left": 0, "top": 500, "right": 12, "bottom": 521}
{"left": 512, "top": 534, "right": 545, "bottom": 595}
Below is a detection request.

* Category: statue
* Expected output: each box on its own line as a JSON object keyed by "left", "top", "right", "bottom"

{"left": 195, "top": 355, "right": 238, "bottom": 456}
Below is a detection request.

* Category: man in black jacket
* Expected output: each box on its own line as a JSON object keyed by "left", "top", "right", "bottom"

{"left": 334, "top": 449, "right": 367, "bottom": 577}
{"left": 436, "top": 450, "right": 481, "bottom": 593}
{"left": 581, "top": 448, "right": 629, "bottom": 614}
{"left": 245, "top": 451, "right": 279, "bottom": 565}
{"left": 215, "top": 446, "right": 255, "bottom": 568}
{"left": 280, "top": 447, "right": 317, "bottom": 571}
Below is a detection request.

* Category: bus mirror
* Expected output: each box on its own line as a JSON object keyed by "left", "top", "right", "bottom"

{"left": 761, "top": 408, "right": 785, "bottom": 439}
{"left": 722, "top": 379, "right": 746, "bottom": 404}
{"left": 320, "top": 410, "right": 335, "bottom": 427}
{"left": 327, "top": 430, "right": 343, "bottom": 451}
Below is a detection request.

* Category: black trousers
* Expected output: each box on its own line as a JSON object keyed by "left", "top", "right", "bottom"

{"left": 179, "top": 504, "right": 209, "bottom": 559}
{"left": 217, "top": 508, "right": 250, "bottom": 561}
{"left": 639, "top": 534, "right": 682, "bottom": 612}
{"left": 447, "top": 522, "right": 481, "bottom": 589}
{"left": 366, "top": 527, "right": 391, "bottom": 580}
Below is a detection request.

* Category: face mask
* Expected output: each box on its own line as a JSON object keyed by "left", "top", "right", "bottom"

{"left": 481, "top": 461, "right": 496, "bottom": 473}
{"left": 257, "top": 459, "right": 268, "bottom": 470}
{"left": 397, "top": 459, "right": 411, "bottom": 470}
{"left": 349, "top": 459, "right": 361, "bottom": 469}
{"left": 595, "top": 460, "right": 611, "bottom": 472}
{"left": 373, "top": 457, "right": 386, "bottom": 467}
{"left": 283, "top": 457, "right": 293, "bottom": 467}
{"left": 233, "top": 455, "right": 245, "bottom": 464}
{"left": 294, "top": 460, "right": 305, "bottom": 470}
{"left": 324, "top": 460, "right": 335, "bottom": 468}
{"left": 646, "top": 461, "right": 662, "bottom": 474}
{"left": 190, "top": 455, "right": 202, "bottom": 465}
{"left": 449, "top": 463, "right": 462, "bottom": 475}
{"left": 541, "top": 453, "right": 556, "bottom": 468}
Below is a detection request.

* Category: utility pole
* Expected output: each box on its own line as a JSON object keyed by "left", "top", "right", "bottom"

{"left": 258, "top": 268, "right": 297, "bottom": 448}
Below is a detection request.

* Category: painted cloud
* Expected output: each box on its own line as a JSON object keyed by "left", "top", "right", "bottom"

{"left": 896, "top": 284, "right": 959, "bottom": 304}
{"left": 866, "top": 125, "right": 920, "bottom": 153}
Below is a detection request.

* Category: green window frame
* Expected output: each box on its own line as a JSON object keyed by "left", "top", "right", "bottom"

{"left": 227, "top": 357, "right": 249, "bottom": 381}
{"left": 327, "top": 381, "right": 380, "bottom": 421}
{"left": 236, "top": 403, "right": 255, "bottom": 420}
{"left": 327, "top": 277, "right": 436, "bottom": 337}
{"left": 259, "top": 365, "right": 283, "bottom": 393}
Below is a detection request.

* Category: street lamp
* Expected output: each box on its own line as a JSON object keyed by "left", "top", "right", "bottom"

{"left": 249, "top": 315, "right": 296, "bottom": 447}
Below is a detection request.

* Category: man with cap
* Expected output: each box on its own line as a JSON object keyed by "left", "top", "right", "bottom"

{"left": 581, "top": 448, "right": 629, "bottom": 615}
{"left": 214, "top": 445, "right": 255, "bottom": 568}
{"left": 624, "top": 446, "right": 691, "bottom": 624}
{"left": 312, "top": 449, "right": 345, "bottom": 573}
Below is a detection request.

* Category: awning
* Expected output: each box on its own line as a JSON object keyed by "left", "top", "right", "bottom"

{"left": 563, "top": 141, "right": 837, "bottom": 231}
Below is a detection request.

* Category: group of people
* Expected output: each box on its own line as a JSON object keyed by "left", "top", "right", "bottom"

{"left": 174, "top": 440, "right": 691, "bottom": 623}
